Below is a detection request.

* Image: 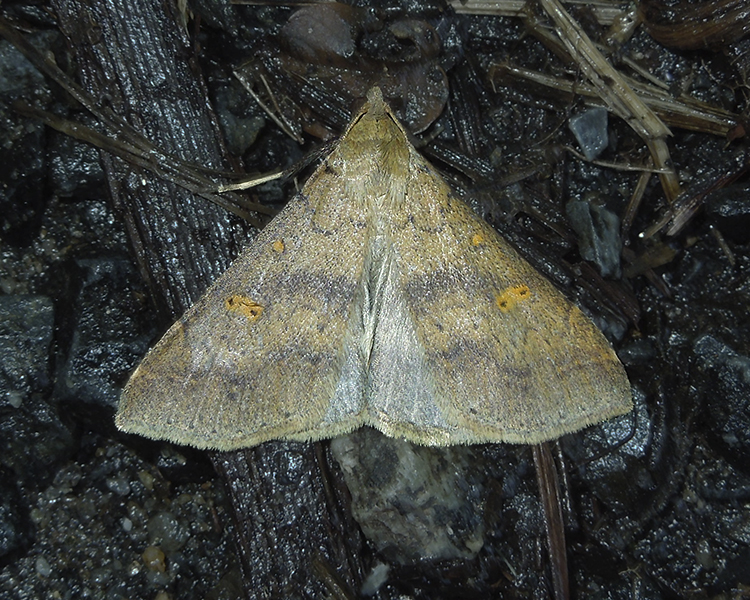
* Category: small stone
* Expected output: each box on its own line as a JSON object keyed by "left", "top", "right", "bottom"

{"left": 142, "top": 545, "right": 166, "bottom": 573}
{"left": 35, "top": 555, "right": 52, "bottom": 577}
{"left": 566, "top": 198, "right": 622, "bottom": 278}
{"left": 330, "top": 428, "right": 484, "bottom": 564}
{"left": 569, "top": 107, "right": 609, "bottom": 160}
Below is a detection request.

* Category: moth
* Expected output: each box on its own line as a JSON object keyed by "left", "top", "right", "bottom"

{"left": 116, "top": 87, "right": 632, "bottom": 450}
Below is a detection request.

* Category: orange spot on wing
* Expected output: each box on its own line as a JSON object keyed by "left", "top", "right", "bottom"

{"left": 471, "top": 233, "right": 485, "bottom": 246}
{"left": 495, "top": 284, "right": 532, "bottom": 313}
{"left": 272, "top": 239, "right": 285, "bottom": 253}
{"left": 225, "top": 295, "right": 264, "bottom": 322}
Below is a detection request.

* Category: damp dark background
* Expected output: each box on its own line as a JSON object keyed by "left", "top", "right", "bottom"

{"left": 1, "top": 0, "right": 749, "bottom": 599}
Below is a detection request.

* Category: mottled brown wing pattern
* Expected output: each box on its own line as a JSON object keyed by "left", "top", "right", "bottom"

{"left": 117, "top": 181, "right": 370, "bottom": 449}
{"left": 367, "top": 152, "right": 631, "bottom": 445}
